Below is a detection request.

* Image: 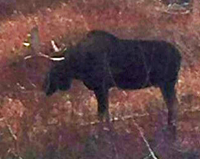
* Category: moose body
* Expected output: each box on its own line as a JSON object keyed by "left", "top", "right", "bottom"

{"left": 44, "top": 30, "right": 181, "bottom": 137}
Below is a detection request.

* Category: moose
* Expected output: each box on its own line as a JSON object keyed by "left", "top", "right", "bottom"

{"left": 44, "top": 30, "right": 181, "bottom": 138}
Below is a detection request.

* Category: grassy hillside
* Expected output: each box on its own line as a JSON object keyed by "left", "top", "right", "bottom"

{"left": 0, "top": 0, "right": 200, "bottom": 158}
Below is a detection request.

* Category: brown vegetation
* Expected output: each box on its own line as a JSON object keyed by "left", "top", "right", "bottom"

{"left": 0, "top": 0, "right": 200, "bottom": 158}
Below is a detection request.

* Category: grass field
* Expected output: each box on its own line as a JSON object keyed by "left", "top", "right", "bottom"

{"left": 0, "top": 0, "right": 200, "bottom": 158}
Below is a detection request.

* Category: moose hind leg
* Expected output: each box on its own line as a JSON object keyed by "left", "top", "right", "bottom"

{"left": 94, "top": 88, "right": 109, "bottom": 121}
{"left": 160, "top": 81, "right": 179, "bottom": 139}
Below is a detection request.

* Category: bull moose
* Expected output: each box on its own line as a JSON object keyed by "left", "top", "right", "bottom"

{"left": 44, "top": 30, "right": 181, "bottom": 137}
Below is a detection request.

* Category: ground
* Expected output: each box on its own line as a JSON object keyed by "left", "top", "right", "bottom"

{"left": 0, "top": 0, "right": 200, "bottom": 158}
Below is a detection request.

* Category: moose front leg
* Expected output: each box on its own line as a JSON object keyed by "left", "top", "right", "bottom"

{"left": 94, "top": 88, "right": 109, "bottom": 122}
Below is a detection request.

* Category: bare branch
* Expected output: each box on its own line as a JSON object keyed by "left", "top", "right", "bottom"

{"left": 132, "top": 120, "right": 158, "bottom": 159}
{"left": 6, "top": 124, "right": 17, "bottom": 141}
{"left": 69, "top": 113, "right": 150, "bottom": 127}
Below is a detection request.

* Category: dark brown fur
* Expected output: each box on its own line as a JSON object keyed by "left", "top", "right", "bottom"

{"left": 44, "top": 30, "right": 181, "bottom": 138}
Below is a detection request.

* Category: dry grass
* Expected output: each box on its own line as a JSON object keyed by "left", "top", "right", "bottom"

{"left": 0, "top": 0, "right": 200, "bottom": 158}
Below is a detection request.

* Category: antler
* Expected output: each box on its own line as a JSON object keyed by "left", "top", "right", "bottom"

{"left": 24, "top": 26, "right": 65, "bottom": 61}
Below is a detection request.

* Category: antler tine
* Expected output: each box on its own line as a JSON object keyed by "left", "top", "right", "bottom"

{"left": 24, "top": 26, "right": 65, "bottom": 61}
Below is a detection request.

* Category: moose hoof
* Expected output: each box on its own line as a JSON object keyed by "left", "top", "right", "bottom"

{"left": 167, "top": 124, "right": 177, "bottom": 141}
{"left": 98, "top": 112, "right": 110, "bottom": 122}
